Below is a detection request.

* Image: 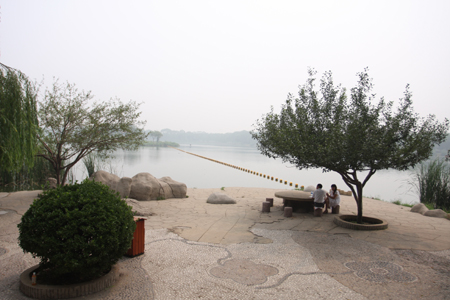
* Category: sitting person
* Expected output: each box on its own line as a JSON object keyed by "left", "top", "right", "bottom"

{"left": 324, "top": 184, "right": 341, "bottom": 214}
{"left": 312, "top": 183, "right": 326, "bottom": 211}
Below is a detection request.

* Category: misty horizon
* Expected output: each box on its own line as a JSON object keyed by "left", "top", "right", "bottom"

{"left": 2, "top": 1, "right": 449, "bottom": 134}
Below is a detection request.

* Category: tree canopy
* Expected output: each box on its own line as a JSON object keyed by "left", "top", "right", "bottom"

{"left": 37, "top": 80, "right": 149, "bottom": 185}
{"left": 0, "top": 63, "right": 38, "bottom": 172}
{"left": 148, "top": 130, "right": 163, "bottom": 142}
{"left": 251, "top": 69, "right": 449, "bottom": 223}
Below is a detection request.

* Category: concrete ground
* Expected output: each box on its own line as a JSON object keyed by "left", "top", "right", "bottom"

{"left": 1, "top": 188, "right": 450, "bottom": 299}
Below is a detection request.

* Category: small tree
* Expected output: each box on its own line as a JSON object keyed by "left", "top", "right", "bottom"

{"left": 0, "top": 63, "right": 38, "bottom": 172}
{"left": 149, "top": 130, "right": 163, "bottom": 143}
{"left": 37, "top": 80, "right": 149, "bottom": 185}
{"left": 252, "top": 69, "right": 449, "bottom": 223}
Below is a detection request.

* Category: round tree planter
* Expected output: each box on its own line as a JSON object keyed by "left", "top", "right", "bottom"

{"left": 20, "top": 265, "right": 120, "bottom": 299}
{"left": 334, "top": 215, "right": 388, "bottom": 230}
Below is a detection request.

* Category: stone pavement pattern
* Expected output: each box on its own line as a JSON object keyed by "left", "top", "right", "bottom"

{"left": 1, "top": 188, "right": 450, "bottom": 299}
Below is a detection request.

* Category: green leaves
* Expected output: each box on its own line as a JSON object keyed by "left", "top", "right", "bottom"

{"left": 0, "top": 63, "right": 38, "bottom": 172}
{"left": 37, "top": 80, "right": 149, "bottom": 185}
{"left": 252, "top": 68, "right": 449, "bottom": 222}
{"left": 17, "top": 179, "right": 136, "bottom": 284}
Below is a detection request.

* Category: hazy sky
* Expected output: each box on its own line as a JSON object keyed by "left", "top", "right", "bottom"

{"left": 2, "top": 0, "right": 449, "bottom": 133}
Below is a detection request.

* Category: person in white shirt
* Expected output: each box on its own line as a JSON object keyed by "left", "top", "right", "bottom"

{"left": 312, "top": 183, "right": 326, "bottom": 210}
{"left": 324, "top": 184, "right": 340, "bottom": 214}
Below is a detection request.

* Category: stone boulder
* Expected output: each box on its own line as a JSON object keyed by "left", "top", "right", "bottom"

{"left": 129, "top": 173, "right": 161, "bottom": 200}
{"left": 304, "top": 185, "right": 315, "bottom": 192}
{"left": 46, "top": 178, "right": 58, "bottom": 189}
{"left": 159, "top": 176, "right": 188, "bottom": 199}
{"left": 338, "top": 189, "right": 352, "bottom": 196}
{"left": 129, "top": 172, "right": 187, "bottom": 201}
{"left": 411, "top": 203, "right": 429, "bottom": 215}
{"left": 423, "top": 209, "right": 448, "bottom": 218}
{"left": 91, "top": 171, "right": 187, "bottom": 201}
{"left": 91, "top": 170, "right": 132, "bottom": 198}
{"left": 124, "top": 198, "right": 153, "bottom": 217}
{"left": 207, "top": 192, "right": 236, "bottom": 204}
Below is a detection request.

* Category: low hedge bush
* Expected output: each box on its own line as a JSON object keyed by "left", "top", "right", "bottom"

{"left": 18, "top": 179, "right": 136, "bottom": 284}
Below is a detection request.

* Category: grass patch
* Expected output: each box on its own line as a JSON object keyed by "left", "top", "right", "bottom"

{"left": 409, "top": 158, "right": 450, "bottom": 212}
{"left": 391, "top": 200, "right": 414, "bottom": 208}
{"left": 422, "top": 202, "right": 450, "bottom": 213}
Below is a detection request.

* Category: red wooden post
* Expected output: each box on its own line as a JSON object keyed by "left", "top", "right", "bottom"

{"left": 126, "top": 217, "right": 147, "bottom": 257}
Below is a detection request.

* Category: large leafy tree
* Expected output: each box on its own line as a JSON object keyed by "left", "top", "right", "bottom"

{"left": 37, "top": 80, "right": 149, "bottom": 185}
{"left": 252, "top": 69, "right": 449, "bottom": 223}
{"left": 0, "top": 63, "right": 38, "bottom": 172}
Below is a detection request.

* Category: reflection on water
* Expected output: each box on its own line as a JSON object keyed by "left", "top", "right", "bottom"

{"left": 72, "top": 144, "right": 418, "bottom": 205}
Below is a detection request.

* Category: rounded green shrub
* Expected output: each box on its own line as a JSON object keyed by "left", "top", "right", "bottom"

{"left": 18, "top": 179, "right": 136, "bottom": 284}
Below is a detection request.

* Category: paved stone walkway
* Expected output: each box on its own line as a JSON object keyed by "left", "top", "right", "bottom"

{"left": 1, "top": 188, "right": 450, "bottom": 299}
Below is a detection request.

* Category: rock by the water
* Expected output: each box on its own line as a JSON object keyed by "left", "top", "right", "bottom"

{"left": 304, "top": 185, "right": 315, "bottom": 192}
{"left": 124, "top": 198, "right": 153, "bottom": 216}
{"left": 129, "top": 172, "right": 187, "bottom": 201}
{"left": 339, "top": 189, "right": 352, "bottom": 196}
{"left": 91, "top": 171, "right": 187, "bottom": 201}
{"left": 410, "top": 203, "right": 429, "bottom": 215}
{"left": 129, "top": 173, "right": 162, "bottom": 200}
{"left": 159, "top": 176, "right": 188, "bottom": 199}
{"left": 91, "top": 170, "right": 132, "bottom": 198}
{"left": 423, "top": 209, "right": 448, "bottom": 218}
{"left": 46, "top": 178, "right": 57, "bottom": 189}
{"left": 207, "top": 192, "right": 236, "bottom": 204}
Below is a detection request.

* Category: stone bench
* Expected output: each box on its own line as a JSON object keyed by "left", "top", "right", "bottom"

{"left": 274, "top": 190, "right": 314, "bottom": 212}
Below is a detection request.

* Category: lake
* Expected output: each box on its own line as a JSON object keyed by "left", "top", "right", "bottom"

{"left": 71, "top": 144, "right": 419, "bottom": 205}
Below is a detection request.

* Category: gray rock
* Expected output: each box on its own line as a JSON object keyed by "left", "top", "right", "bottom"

{"left": 46, "top": 178, "right": 57, "bottom": 189}
{"left": 91, "top": 170, "right": 132, "bottom": 198}
{"left": 304, "top": 185, "right": 315, "bottom": 192}
{"left": 410, "top": 203, "right": 429, "bottom": 215}
{"left": 207, "top": 192, "right": 237, "bottom": 204}
{"left": 129, "top": 172, "right": 187, "bottom": 201}
{"left": 129, "top": 172, "right": 163, "bottom": 201}
{"left": 423, "top": 209, "right": 448, "bottom": 218}
{"left": 92, "top": 171, "right": 187, "bottom": 201}
{"left": 159, "top": 176, "right": 188, "bottom": 199}
{"left": 124, "top": 198, "right": 153, "bottom": 217}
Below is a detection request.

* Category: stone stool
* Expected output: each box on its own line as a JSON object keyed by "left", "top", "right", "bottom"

{"left": 266, "top": 198, "right": 274, "bottom": 207}
{"left": 332, "top": 205, "right": 340, "bottom": 214}
{"left": 314, "top": 208, "right": 323, "bottom": 217}
{"left": 262, "top": 201, "right": 271, "bottom": 213}
{"left": 284, "top": 206, "right": 293, "bottom": 217}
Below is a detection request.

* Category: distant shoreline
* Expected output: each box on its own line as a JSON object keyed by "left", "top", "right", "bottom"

{"left": 142, "top": 141, "right": 180, "bottom": 147}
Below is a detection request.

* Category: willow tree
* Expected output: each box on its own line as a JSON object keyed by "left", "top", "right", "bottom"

{"left": 0, "top": 63, "right": 38, "bottom": 172}
{"left": 37, "top": 80, "right": 149, "bottom": 186}
{"left": 252, "top": 69, "right": 449, "bottom": 223}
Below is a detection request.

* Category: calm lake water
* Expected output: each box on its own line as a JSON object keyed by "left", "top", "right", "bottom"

{"left": 71, "top": 144, "right": 419, "bottom": 205}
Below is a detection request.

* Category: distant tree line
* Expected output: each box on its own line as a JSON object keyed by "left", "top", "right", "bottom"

{"left": 143, "top": 141, "right": 179, "bottom": 147}
{"left": 155, "top": 128, "right": 449, "bottom": 152}
{"left": 158, "top": 129, "right": 257, "bottom": 147}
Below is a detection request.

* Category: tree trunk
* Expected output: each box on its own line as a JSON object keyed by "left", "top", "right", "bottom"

{"left": 55, "top": 159, "right": 61, "bottom": 186}
{"left": 340, "top": 174, "right": 364, "bottom": 224}
{"left": 356, "top": 183, "right": 363, "bottom": 224}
